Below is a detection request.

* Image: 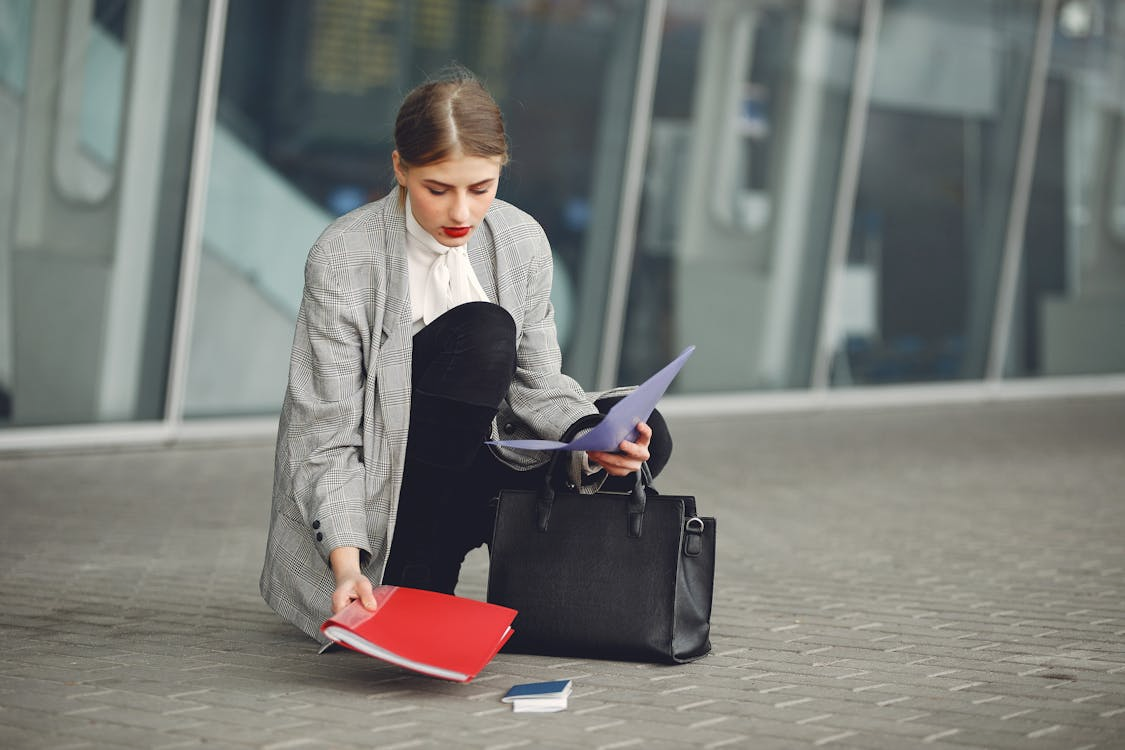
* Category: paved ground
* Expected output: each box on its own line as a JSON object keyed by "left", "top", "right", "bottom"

{"left": 1, "top": 396, "right": 1124, "bottom": 749}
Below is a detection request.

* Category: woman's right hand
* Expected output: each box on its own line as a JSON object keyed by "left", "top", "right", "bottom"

{"left": 329, "top": 546, "right": 379, "bottom": 613}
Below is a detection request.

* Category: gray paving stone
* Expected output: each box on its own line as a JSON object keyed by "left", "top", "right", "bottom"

{"left": 161, "top": 719, "right": 320, "bottom": 746}
{"left": 0, "top": 724, "right": 95, "bottom": 750}
{"left": 2, "top": 397, "right": 1125, "bottom": 748}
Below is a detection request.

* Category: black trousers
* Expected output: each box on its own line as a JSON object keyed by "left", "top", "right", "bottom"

{"left": 382, "top": 302, "right": 672, "bottom": 594}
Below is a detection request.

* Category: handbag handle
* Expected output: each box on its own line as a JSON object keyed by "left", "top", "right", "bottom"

{"left": 535, "top": 415, "right": 650, "bottom": 538}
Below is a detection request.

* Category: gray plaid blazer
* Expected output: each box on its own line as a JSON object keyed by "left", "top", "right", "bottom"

{"left": 260, "top": 193, "right": 605, "bottom": 641}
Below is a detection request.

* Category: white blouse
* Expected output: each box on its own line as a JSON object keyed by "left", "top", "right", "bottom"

{"left": 405, "top": 195, "right": 489, "bottom": 333}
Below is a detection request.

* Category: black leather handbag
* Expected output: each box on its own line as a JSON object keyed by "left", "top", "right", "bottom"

{"left": 487, "top": 449, "right": 716, "bottom": 664}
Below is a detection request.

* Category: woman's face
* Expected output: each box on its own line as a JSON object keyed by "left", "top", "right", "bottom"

{"left": 393, "top": 152, "right": 502, "bottom": 247}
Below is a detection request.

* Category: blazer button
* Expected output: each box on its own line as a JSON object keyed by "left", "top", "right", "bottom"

{"left": 504, "top": 422, "right": 516, "bottom": 434}
{"left": 316, "top": 532, "right": 323, "bottom": 542}
{"left": 312, "top": 520, "right": 321, "bottom": 530}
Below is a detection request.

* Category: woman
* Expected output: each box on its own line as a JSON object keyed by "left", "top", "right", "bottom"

{"left": 260, "top": 70, "right": 671, "bottom": 643}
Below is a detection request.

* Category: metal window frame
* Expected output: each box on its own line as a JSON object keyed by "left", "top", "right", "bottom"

{"left": 987, "top": 0, "right": 1059, "bottom": 379}
{"left": 657, "top": 373, "right": 1125, "bottom": 419}
{"left": 595, "top": 0, "right": 668, "bottom": 390}
{"left": 164, "top": 0, "right": 229, "bottom": 427}
{"left": 810, "top": 0, "right": 883, "bottom": 389}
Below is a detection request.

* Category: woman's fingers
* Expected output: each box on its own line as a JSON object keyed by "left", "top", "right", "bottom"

{"left": 331, "top": 587, "right": 352, "bottom": 613}
{"left": 588, "top": 422, "right": 652, "bottom": 476}
{"left": 355, "top": 575, "right": 378, "bottom": 610}
{"left": 633, "top": 421, "right": 653, "bottom": 447}
{"left": 331, "top": 573, "right": 378, "bottom": 613}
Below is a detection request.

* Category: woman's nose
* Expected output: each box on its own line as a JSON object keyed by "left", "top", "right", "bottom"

{"left": 450, "top": 192, "right": 471, "bottom": 224}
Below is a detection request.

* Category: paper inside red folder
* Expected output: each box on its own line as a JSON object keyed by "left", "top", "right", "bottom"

{"left": 320, "top": 586, "right": 517, "bottom": 682}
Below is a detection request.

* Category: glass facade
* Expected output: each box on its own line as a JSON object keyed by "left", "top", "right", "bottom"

{"left": 622, "top": 0, "right": 862, "bottom": 390}
{"left": 0, "top": 0, "right": 209, "bottom": 428}
{"left": 1010, "top": 0, "right": 1125, "bottom": 377}
{"left": 1, "top": 0, "right": 1124, "bottom": 443}
{"left": 835, "top": 0, "right": 1041, "bottom": 386}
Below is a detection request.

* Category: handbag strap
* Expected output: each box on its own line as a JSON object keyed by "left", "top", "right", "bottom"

{"left": 536, "top": 415, "right": 651, "bottom": 538}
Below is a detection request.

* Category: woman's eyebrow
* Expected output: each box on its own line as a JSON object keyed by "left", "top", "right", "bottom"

{"left": 421, "top": 178, "right": 496, "bottom": 189}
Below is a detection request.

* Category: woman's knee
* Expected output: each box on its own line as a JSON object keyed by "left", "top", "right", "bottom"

{"left": 438, "top": 302, "right": 515, "bottom": 346}
{"left": 436, "top": 304, "right": 515, "bottom": 368}
{"left": 413, "top": 302, "right": 517, "bottom": 405}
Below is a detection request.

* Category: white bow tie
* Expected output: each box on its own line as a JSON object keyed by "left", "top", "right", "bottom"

{"left": 421, "top": 245, "right": 488, "bottom": 325}
{"left": 405, "top": 194, "right": 489, "bottom": 325}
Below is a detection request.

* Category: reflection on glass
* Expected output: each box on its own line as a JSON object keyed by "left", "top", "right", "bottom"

{"left": 622, "top": 0, "right": 860, "bottom": 391}
{"left": 186, "top": 0, "right": 642, "bottom": 415}
{"left": 1011, "top": 0, "right": 1125, "bottom": 377}
{"left": 830, "top": 0, "right": 1039, "bottom": 386}
{"left": 0, "top": 0, "right": 32, "bottom": 91}
{"left": 0, "top": 1, "right": 206, "bottom": 428}
{"left": 55, "top": 0, "right": 128, "bottom": 202}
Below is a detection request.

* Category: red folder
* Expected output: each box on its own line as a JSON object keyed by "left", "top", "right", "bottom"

{"left": 320, "top": 586, "right": 517, "bottom": 682}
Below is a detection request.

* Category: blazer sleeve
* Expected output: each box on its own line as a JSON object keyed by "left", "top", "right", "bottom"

{"left": 274, "top": 242, "right": 371, "bottom": 563}
{"left": 503, "top": 224, "right": 599, "bottom": 448}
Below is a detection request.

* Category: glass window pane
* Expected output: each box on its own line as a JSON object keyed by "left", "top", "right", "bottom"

{"left": 828, "top": 0, "right": 1040, "bottom": 386}
{"left": 0, "top": 1, "right": 207, "bottom": 428}
{"left": 620, "top": 0, "right": 862, "bottom": 391}
{"left": 0, "top": 0, "right": 32, "bottom": 91}
{"left": 186, "top": 0, "right": 643, "bottom": 416}
{"left": 1008, "top": 0, "right": 1125, "bottom": 377}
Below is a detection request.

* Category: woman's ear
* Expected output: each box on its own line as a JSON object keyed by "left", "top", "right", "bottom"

{"left": 391, "top": 151, "right": 406, "bottom": 186}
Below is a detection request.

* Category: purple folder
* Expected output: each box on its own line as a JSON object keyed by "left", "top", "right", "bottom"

{"left": 488, "top": 345, "right": 695, "bottom": 452}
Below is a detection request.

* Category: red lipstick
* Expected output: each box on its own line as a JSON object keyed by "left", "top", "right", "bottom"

{"left": 443, "top": 226, "right": 471, "bottom": 239}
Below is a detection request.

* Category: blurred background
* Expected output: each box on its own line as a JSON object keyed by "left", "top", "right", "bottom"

{"left": 1, "top": 0, "right": 1123, "bottom": 449}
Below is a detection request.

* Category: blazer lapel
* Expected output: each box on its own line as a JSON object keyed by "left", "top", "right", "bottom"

{"left": 380, "top": 205, "right": 413, "bottom": 340}
{"left": 468, "top": 223, "right": 498, "bottom": 304}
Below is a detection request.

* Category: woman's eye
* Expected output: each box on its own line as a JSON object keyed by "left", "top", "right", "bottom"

{"left": 427, "top": 188, "right": 446, "bottom": 196}
{"left": 471, "top": 188, "right": 489, "bottom": 195}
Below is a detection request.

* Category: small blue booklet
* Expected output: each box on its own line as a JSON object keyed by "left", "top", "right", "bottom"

{"left": 488, "top": 345, "right": 695, "bottom": 452}
{"left": 502, "top": 679, "right": 573, "bottom": 713}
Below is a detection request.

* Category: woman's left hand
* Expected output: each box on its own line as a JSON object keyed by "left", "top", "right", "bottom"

{"left": 587, "top": 422, "right": 652, "bottom": 477}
